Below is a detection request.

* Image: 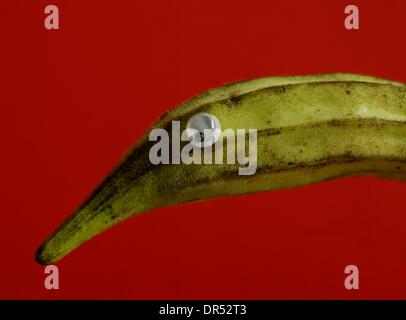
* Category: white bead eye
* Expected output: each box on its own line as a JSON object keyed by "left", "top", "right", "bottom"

{"left": 185, "top": 112, "right": 222, "bottom": 148}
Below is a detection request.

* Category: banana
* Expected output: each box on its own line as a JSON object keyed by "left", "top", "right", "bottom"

{"left": 36, "top": 73, "right": 406, "bottom": 265}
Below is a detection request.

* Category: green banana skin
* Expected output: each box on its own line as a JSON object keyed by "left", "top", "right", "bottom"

{"left": 36, "top": 73, "right": 406, "bottom": 265}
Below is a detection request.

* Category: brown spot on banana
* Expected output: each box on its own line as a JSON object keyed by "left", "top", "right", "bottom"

{"left": 35, "top": 74, "right": 406, "bottom": 265}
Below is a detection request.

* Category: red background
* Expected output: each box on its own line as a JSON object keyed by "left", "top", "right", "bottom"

{"left": 1, "top": 0, "right": 406, "bottom": 299}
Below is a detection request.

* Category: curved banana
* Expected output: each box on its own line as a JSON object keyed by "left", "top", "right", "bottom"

{"left": 36, "top": 73, "right": 406, "bottom": 264}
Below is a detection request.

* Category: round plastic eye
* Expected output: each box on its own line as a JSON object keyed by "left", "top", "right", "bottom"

{"left": 185, "top": 112, "right": 222, "bottom": 148}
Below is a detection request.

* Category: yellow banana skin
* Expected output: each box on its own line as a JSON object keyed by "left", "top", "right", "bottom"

{"left": 36, "top": 73, "right": 406, "bottom": 265}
